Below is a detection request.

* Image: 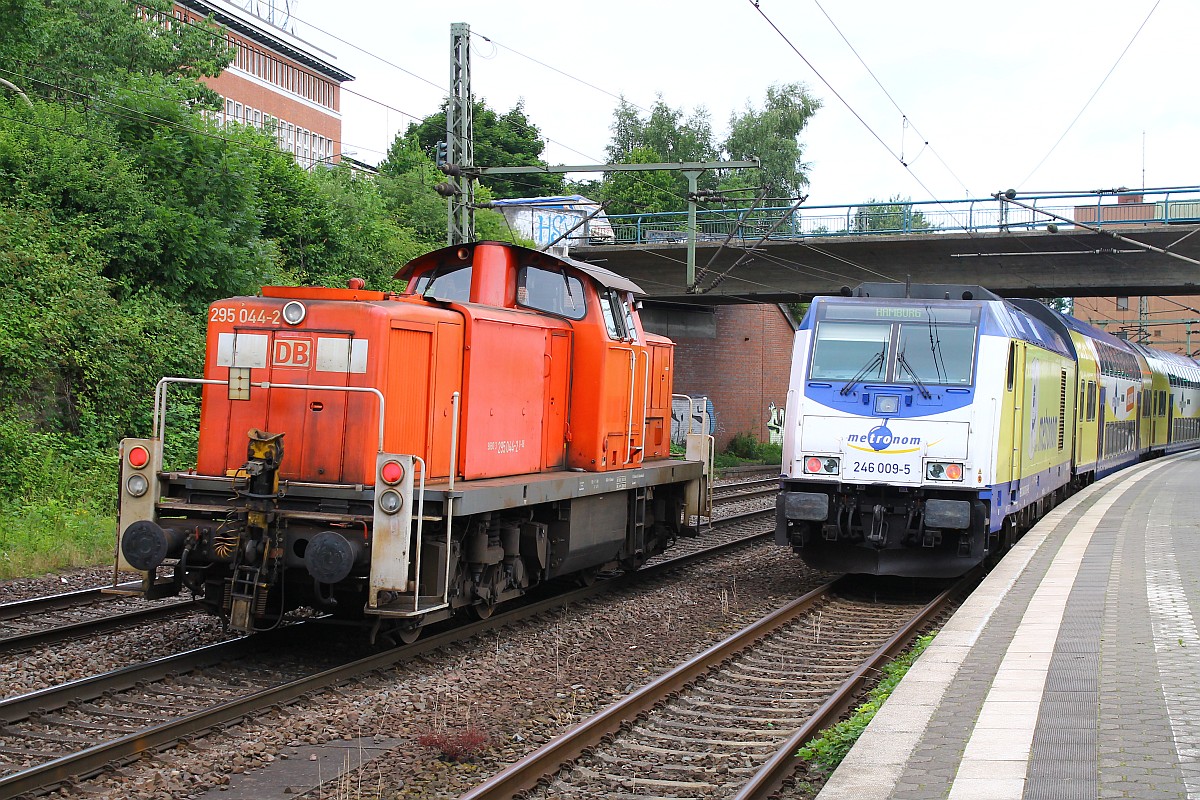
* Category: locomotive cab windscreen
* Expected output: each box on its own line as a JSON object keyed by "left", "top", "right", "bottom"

{"left": 808, "top": 303, "right": 979, "bottom": 389}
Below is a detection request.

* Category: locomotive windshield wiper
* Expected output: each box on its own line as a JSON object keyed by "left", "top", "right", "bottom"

{"left": 897, "top": 349, "right": 933, "bottom": 399}
{"left": 840, "top": 348, "right": 886, "bottom": 396}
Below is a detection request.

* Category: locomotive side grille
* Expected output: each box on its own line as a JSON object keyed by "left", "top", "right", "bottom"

{"left": 1058, "top": 369, "right": 1068, "bottom": 450}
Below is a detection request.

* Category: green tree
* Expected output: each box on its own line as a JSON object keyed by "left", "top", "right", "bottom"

{"left": 378, "top": 135, "right": 457, "bottom": 242}
{"left": 0, "top": 0, "right": 231, "bottom": 107}
{"left": 378, "top": 133, "right": 533, "bottom": 247}
{"left": 852, "top": 195, "right": 935, "bottom": 233}
{"left": 405, "top": 98, "right": 564, "bottom": 199}
{"left": 721, "top": 83, "right": 821, "bottom": 200}
{"left": 599, "top": 97, "right": 719, "bottom": 215}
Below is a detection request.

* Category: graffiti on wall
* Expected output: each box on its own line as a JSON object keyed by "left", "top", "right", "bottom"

{"left": 767, "top": 402, "right": 784, "bottom": 445}
{"left": 671, "top": 396, "right": 715, "bottom": 445}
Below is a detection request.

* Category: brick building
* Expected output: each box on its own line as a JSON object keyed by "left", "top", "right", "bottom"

{"left": 651, "top": 304, "right": 797, "bottom": 451}
{"left": 1069, "top": 192, "right": 1200, "bottom": 357}
{"left": 1074, "top": 295, "right": 1200, "bottom": 356}
{"left": 174, "top": 0, "right": 353, "bottom": 167}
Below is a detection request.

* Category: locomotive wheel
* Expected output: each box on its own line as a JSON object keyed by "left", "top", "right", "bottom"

{"left": 470, "top": 564, "right": 501, "bottom": 619}
{"left": 396, "top": 626, "right": 422, "bottom": 644}
{"left": 470, "top": 600, "right": 495, "bottom": 620}
{"left": 576, "top": 567, "right": 599, "bottom": 587}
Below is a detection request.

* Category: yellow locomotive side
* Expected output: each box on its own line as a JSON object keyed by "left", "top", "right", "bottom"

{"left": 996, "top": 340, "right": 1075, "bottom": 490}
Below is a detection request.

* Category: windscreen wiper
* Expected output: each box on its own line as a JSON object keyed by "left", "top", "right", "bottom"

{"left": 897, "top": 349, "right": 933, "bottom": 399}
{"left": 839, "top": 349, "right": 885, "bottom": 396}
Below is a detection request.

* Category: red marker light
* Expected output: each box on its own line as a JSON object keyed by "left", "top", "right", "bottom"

{"left": 128, "top": 445, "right": 150, "bottom": 469}
{"left": 945, "top": 463, "right": 963, "bottom": 481}
{"left": 805, "top": 457, "right": 823, "bottom": 474}
{"left": 380, "top": 460, "right": 405, "bottom": 485}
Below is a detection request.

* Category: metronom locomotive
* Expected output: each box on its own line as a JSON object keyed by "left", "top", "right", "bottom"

{"left": 114, "top": 242, "right": 711, "bottom": 642}
{"left": 776, "top": 282, "right": 1200, "bottom": 578}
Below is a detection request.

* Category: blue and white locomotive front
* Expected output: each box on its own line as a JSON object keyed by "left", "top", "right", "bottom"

{"left": 777, "top": 291, "right": 997, "bottom": 577}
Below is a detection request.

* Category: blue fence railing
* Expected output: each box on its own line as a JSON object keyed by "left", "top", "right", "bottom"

{"left": 598, "top": 187, "right": 1200, "bottom": 246}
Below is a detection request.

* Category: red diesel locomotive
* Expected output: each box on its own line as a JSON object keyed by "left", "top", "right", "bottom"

{"left": 116, "top": 242, "right": 709, "bottom": 641}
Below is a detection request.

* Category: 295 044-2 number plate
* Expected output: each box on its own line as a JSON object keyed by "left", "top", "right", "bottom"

{"left": 210, "top": 306, "right": 281, "bottom": 325}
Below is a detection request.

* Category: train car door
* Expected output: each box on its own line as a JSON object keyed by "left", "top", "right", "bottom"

{"left": 1008, "top": 342, "right": 1025, "bottom": 487}
{"left": 542, "top": 330, "right": 571, "bottom": 470}
{"left": 1167, "top": 392, "right": 1175, "bottom": 446}
{"left": 1096, "top": 387, "right": 1107, "bottom": 460}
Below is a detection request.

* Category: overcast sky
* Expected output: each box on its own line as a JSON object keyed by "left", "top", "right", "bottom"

{"left": 288, "top": 0, "right": 1194, "bottom": 209}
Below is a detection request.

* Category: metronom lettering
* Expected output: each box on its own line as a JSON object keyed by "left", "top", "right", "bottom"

{"left": 846, "top": 433, "right": 922, "bottom": 446}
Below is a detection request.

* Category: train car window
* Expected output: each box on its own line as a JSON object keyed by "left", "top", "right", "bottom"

{"left": 1086, "top": 381, "right": 1097, "bottom": 421}
{"left": 415, "top": 264, "right": 472, "bottom": 303}
{"left": 517, "top": 265, "right": 587, "bottom": 320}
{"left": 896, "top": 321, "right": 976, "bottom": 385}
{"left": 809, "top": 322, "right": 891, "bottom": 381}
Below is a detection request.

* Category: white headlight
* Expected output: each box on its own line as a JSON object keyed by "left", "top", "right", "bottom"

{"left": 378, "top": 489, "right": 403, "bottom": 514}
{"left": 282, "top": 301, "right": 306, "bottom": 325}
{"left": 126, "top": 473, "right": 149, "bottom": 497}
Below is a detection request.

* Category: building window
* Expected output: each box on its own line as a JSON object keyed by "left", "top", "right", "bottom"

{"left": 1116, "top": 296, "right": 1129, "bottom": 311}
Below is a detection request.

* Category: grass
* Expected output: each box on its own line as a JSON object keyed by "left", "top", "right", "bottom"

{"left": 796, "top": 632, "right": 936, "bottom": 774}
{"left": 0, "top": 504, "right": 115, "bottom": 580}
{"left": 713, "top": 432, "right": 783, "bottom": 471}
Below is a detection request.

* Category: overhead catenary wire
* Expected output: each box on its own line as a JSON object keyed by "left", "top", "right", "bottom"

{"left": 744, "top": 0, "right": 996, "bottom": 291}
{"left": 174, "top": 2, "right": 903, "bottom": 288}
{"left": 1018, "top": 0, "right": 1161, "bottom": 188}
{"left": 810, "top": 0, "right": 972, "bottom": 197}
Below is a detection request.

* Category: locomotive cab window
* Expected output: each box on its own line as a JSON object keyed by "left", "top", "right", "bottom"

{"left": 517, "top": 265, "right": 587, "bottom": 320}
{"left": 599, "top": 288, "right": 635, "bottom": 341}
{"left": 895, "top": 319, "right": 976, "bottom": 385}
{"left": 414, "top": 264, "right": 472, "bottom": 303}
{"left": 810, "top": 322, "right": 891, "bottom": 381}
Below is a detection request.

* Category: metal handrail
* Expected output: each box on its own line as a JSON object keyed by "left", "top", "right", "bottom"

{"left": 599, "top": 186, "right": 1200, "bottom": 246}
{"left": 153, "top": 377, "right": 386, "bottom": 452}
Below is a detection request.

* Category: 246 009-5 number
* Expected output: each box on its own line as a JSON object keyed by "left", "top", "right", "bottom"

{"left": 851, "top": 461, "right": 911, "bottom": 476}
{"left": 209, "top": 306, "right": 281, "bottom": 325}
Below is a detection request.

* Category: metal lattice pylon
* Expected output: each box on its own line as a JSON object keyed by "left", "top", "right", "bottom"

{"left": 447, "top": 22, "right": 474, "bottom": 245}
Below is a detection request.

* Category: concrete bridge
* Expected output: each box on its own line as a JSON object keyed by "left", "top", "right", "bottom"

{"left": 569, "top": 188, "right": 1200, "bottom": 303}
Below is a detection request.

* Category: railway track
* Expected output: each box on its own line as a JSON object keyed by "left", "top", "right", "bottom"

{"left": 462, "top": 575, "right": 970, "bottom": 800}
{"left": 0, "top": 478, "right": 774, "bottom": 658}
{"left": 0, "top": 585, "right": 200, "bottom": 654}
{"left": 0, "top": 507, "right": 778, "bottom": 797}
{"left": 712, "top": 476, "right": 778, "bottom": 505}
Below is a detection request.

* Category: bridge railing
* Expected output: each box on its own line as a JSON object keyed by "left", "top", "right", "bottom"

{"left": 602, "top": 187, "right": 1200, "bottom": 246}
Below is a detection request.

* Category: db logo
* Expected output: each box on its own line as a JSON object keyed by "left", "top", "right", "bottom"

{"left": 273, "top": 338, "right": 312, "bottom": 367}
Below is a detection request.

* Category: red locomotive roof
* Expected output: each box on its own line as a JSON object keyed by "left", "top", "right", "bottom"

{"left": 396, "top": 241, "right": 645, "bottom": 295}
{"left": 261, "top": 285, "right": 390, "bottom": 301}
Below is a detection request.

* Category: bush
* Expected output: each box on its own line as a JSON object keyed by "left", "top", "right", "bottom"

{"left": 715, "top": 433, "right": 783, "bottom": 469}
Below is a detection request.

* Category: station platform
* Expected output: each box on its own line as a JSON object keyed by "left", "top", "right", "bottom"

{"left": 817, "top": 452, "right": 1200, "bottom": 800}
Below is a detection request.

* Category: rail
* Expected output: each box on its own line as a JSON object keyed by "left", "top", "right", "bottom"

{"left": 598, "top": 186, "right": 1200, "bottom": 246}
{"left": 0, "top": 510, "right": 776, "bottom": 797}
